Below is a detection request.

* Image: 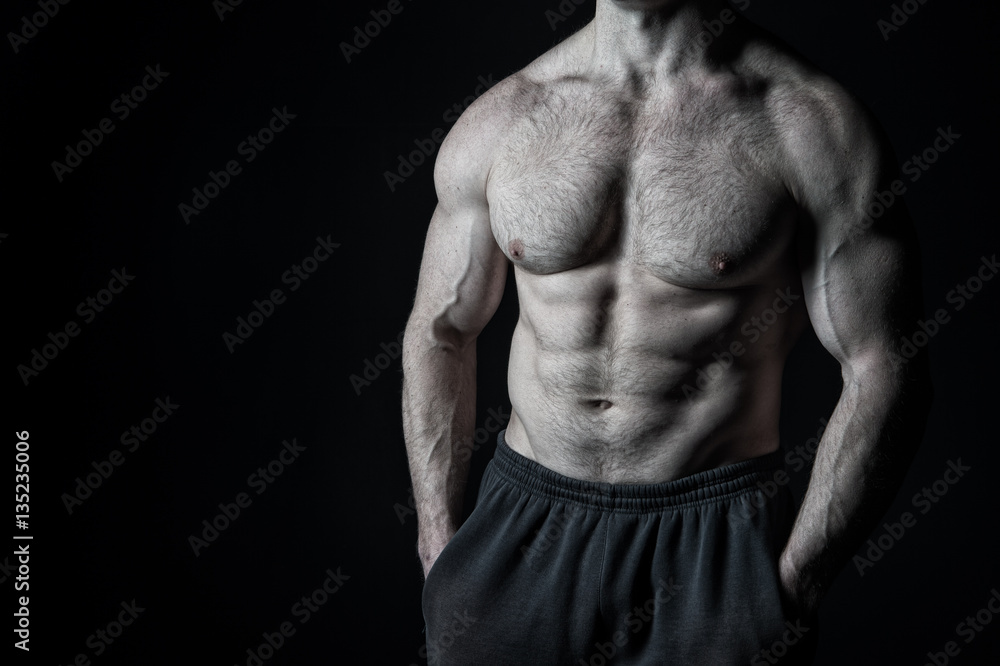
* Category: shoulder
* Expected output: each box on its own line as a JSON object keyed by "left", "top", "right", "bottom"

{"left": 737, "top": 37, "right": 893, "bottom": 207}
{"left": 434, "top": 30, "right": 586, "bottom": 199}
{"left": 433, "top": 69, "right": 540, "bottom": 200}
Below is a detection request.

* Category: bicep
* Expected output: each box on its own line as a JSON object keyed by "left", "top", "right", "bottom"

{"left": 790, "top": 93, "right": 924, "bottom": 372}
{"left": 797, "top": 203, "right": 922, "bottom": 373}
{"left": 407, "top": 82, "right": 513, "bottom": 347}
{"left": 409, "top": 199, "right": 508, "bottom": 348}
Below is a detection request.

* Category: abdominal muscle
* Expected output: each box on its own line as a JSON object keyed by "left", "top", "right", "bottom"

{"left": 502, "top": 260, "right": 807, "bottom": 484}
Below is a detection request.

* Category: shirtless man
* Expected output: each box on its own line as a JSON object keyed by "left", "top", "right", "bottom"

{"left": 402, "top": 0, "right": 932, "bottom": 663}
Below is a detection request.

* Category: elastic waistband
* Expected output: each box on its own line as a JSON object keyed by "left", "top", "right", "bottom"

{"left": 490, "top": 429, "right": 785, "bottom": 512}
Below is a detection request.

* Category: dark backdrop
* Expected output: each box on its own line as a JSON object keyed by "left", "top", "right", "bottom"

{"left": 4, "top": 0, "right": 998, "bottom": 663}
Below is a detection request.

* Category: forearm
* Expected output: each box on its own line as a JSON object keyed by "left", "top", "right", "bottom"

{"left": 401, "top": 319, "right": 478, "bottom": 568}
{"left": 779, "top": 359, "right": 932, "bottom": 614}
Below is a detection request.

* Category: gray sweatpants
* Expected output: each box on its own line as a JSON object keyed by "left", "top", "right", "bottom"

{"left": 422, "top": 430, "right": 818, "bottom": 665}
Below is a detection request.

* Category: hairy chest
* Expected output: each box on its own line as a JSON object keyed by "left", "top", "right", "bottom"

{"left": 486, "top": 85, "right": 797, "bottom": 287}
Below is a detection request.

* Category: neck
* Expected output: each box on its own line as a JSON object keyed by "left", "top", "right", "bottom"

{"left": 587, "top": 0, "right": 743, "bottom": 81}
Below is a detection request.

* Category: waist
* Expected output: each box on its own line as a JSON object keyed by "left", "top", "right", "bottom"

{"left": 505, "top": 372, "right": 783, "bottom": 483}
{"left": 490, "top": 428, "right": 785, "bottom": 512}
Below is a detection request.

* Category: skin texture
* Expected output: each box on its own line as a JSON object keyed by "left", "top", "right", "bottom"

{"left": 402, "top": 0, "right": 932, "bottom": 621}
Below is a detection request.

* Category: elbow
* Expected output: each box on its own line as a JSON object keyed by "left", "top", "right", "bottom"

{"left": 431, "top": 315, "right": 479, "bottom": 352}
{"left": 843, "top": 345, "right": 933, "bottom": 401}
{"left": 848, "top": 351, "right": 935, "bottom": 422}
{"left": 403, "top": 313, "right": 476, "bottom": 360}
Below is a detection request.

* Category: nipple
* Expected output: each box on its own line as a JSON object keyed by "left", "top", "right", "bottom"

{"left": 509, "top": 239, "right": 525, "bottom": 261}
{"left": 709, "top": 252, "right": 735, "bottom": 276}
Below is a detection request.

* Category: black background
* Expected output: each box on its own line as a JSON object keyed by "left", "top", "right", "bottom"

{"left": 3, "top": 0, "right": 998, "bottom": 664}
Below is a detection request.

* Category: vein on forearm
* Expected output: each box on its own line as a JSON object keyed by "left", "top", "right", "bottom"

{"left": 402, "top": 326, "right": 478, "bottom": 535}
{"left": 784, "top": 357, "right": 928, "bottom": 586}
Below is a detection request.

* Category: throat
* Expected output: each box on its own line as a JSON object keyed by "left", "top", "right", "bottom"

{"left": 589, "top": 0, "right": 742, "bottom": 77}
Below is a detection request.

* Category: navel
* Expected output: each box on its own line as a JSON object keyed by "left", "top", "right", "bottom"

{"left": 508, "top": 238, "right": 525, "bottom": 261}
{"left": 709, "top": 252, "right": 735, "bottom": 276}
{"left": 585, "top": 399, "right": 614, "bottom": 410}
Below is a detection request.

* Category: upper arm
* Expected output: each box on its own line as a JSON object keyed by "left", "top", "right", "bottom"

{"left": 780, "top": 81, "right": 924, "bottom": 377}
{"left": 407, "top": 94, "right": 509, "bottom": 349}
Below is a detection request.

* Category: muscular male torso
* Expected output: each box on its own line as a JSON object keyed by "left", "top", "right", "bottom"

{"left": 486, "top": 22, "right": 818, "bottom": 483}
